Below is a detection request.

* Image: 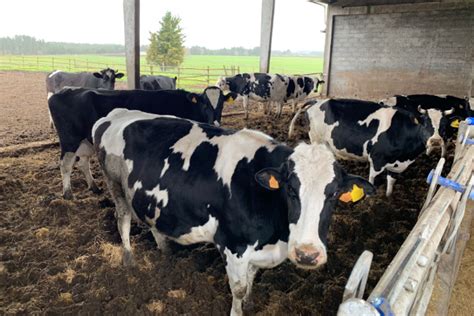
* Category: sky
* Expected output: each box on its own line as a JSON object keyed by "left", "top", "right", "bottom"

{"left": 0, "top": 0, "right": 326, "bottom": 52}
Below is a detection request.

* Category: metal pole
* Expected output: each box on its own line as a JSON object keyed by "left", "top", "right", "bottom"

{"left": 259, "top": 0, "right": 275, "bottom": 73}
{"left": 123, "top": 0, "right": 140, "bottom": 89}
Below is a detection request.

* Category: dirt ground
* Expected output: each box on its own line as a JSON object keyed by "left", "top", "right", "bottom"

{"left": 0, "top": 71, "right": 470, "bottom": 315}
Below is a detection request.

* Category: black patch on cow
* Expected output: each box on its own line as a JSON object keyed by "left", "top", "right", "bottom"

{"left": 321, "top": 99, "right": 381, "bottom": 157}
{"left": 286, "top": 79, "right": 296, "bottom": 98}
{"left": 297, "top": 78, "right": 304, "bottom": 88}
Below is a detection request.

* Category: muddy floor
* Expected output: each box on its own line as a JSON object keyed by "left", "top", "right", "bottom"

{"left": 0, "top": 71, "right": 460, "bottom": 315}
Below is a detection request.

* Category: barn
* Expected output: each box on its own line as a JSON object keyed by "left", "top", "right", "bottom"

{"left": 309, "top": 0, "right": 473, "bottom": 98}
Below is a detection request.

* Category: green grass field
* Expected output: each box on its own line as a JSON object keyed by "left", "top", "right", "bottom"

{"left": 0, "top": 54, "right": 323, "bottom": 90}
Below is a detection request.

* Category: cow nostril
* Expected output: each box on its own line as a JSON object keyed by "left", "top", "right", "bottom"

{"left": 295, "top": 248, "right": 320, "bottom": 265}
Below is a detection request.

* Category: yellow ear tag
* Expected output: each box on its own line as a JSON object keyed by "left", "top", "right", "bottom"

{"left": 191, "top": 97, "right": 197, "bottom": 103}
{"left": 450, "top": 119, "right": 460, "bottom": 128}
{"left": 269, "top": 175, "right": 279, "bottom": 189}
{"left": 350, "top": 184, "right": 365, "bottom": 202}
{"left": 227, "top": 97, "right": 235, "bottom": 104}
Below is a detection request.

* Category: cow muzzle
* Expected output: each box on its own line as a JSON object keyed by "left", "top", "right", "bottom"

{"left": 289, "top": 244, "right": 326, "bottom": 269}
{"left": 426, "top": 138, "right": 444, "bottom": 155}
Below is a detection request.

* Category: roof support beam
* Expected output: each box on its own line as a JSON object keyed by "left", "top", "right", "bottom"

{"left": 123, "top": 0, "right": 140, "bottom": 89}
{"left": 259, "top": 0, "right": 275, "bottom": 73}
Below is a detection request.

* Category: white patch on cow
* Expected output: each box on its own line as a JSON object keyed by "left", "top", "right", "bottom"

{"left": 125, "top": 159, "right": 134, "bottom": 172}
{"left": 250, "top": 240, "right": 288, "bottom": 268}
{"left": 145, "top": 184, "right": 169, "bottom": 208}
{"left": 385, "top": 159, "right": 414, "bottom": 173}
{"left": 47, "top": 92, "right": 53, "bottom": 100}
{"left": 287, "top": 143, "right": 336, "bottom": 265}
{"left": 93, "top": 109, "right": 177, "bottom": 157}
{"left": 133, "top": 181, "right": 143, "bottom": 190}
{"left": 172, "top": 215, "right": 218, "bottom": 245}
{"left": 171, "top": 123, "right": 276, "bottom": 191}
{"left": 380, "top": 96, "right": 397, "bottom": 106}
{"left": 160, "top": 158, "right": 170, "bottom": 177}
{"left": 48, "top": 70, "right": 61, "bottom": 78}
{"left": 210, "top": 129, "right": 276, "bottom": 190}
{"left": 358, "top": 107, "right": 397, "bottom": 156}
{"left": 171, "top": 123, "right": 208, "bottom": 171}
{"left": 426, "top": 109, "right": 443, "bottom": 143}
{"left": 205, "top": 88, "right": 221, "bottom": 109}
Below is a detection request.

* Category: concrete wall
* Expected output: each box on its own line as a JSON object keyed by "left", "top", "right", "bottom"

{"left": 322, "top": 1, "right": 474, "bottom": 98}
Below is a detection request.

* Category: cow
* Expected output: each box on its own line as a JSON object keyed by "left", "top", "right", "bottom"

{"left": 92, "top": 108, "right": 375, "bottom": 315}
{"left": 382, "top": 94, "right": 472, "bottom": 140}
{"left": 217, "top": 73, "right": 321, "bottom": 119}
{"left": 46, "top": 68, "right": 124, "bottom": 128}
{"left": 139, "top": 75, "right": 177, "bottom": 90}
{"left": 48, "top": 86, "right": 237, "bottom": 199}
{"left": 288, "top": 99, "right": 451, "bottom": 196}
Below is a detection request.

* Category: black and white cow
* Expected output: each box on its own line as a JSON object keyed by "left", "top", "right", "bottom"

{"left": 92, "top": 108, "right": 375, "bottom": 315}
{"left": 49, "top": 86, "right": 237, "bottom": 199}
{"left": 217, "top": 73, "right": 320, "bottom": 119}
{"left": 46, "top": 68, "right": 124, "bottom": 128}
{"left": 383, "top": 94, "right": 472, "bottom": 140}
{"left": 139, "top": 75, "right": 177, "bottom": 90}
{"left": 289, "top": 99, "right": 450, "bottom": 196}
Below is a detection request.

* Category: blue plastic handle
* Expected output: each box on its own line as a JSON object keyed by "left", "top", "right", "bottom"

{"left": 466, "top": 117, "right": 474, "bottom": 125}
{"left": 427, "top": 170, "right": 474, "bottom": 200}
{"left": 371, "top": 296, "right": 394, "bottom": 316}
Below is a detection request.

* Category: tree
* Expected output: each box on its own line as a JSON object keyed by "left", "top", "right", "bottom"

{"left": 146, "top": 12, "right": 185, "bottom": 69}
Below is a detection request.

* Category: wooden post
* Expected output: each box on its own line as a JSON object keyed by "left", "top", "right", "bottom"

{"left": 150, "top": 65, "right": 153, "bottom": 75}
{"left": 259, "top": 0, "right": 275, "bottom": 73}
{"left": 123, "top": 0, "right": 140, "bottom": 89}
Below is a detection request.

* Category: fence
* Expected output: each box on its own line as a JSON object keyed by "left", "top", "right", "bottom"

{"left": 0, "top": 55, "right": 241, "bottom": 91}
{"left": 338, "top": 119, "right": 474, "bottom": 315}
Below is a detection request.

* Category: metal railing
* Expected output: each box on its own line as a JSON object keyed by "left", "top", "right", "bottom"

{"left": 338, "top": 118, "right": 474, "bottom": 316}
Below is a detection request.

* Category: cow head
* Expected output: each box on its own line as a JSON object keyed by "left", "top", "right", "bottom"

{"left": 187, "top": 87, "right": 237, "bottom": 126}
{"left": 255, "top": 143, "right": 375, "bottom": 269}
{"left": 302, "top": 77, "right": 315, "bottom": 95}
{"left": 417, "top": 106, "right": 453, "bottom": 155}
{"left": 314, "top": 78, "right": 325, "bottom": 93}
{"left": 93, "top": 68, "right": 124, "bottom": 90}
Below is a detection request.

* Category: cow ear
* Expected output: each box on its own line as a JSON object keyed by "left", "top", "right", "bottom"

{"left": 115, "top": 73, "right": 124, "bottom": 79}
{"left": 255, "top": 168, "right": 283, "bottom": 191}
{"left": 173, "top": 76, "right": 177, "bottom": 82}
{"left": 224, "top": 92, "right": 238, "bottom": 104}
{"left": 186, "top": 93, "right": 200, "bottom": 104}
{"left": 338, "top": 174, "right": 375, "bottom": 203}
{"left": 93, "top": 72, "right": 102, "bottom": 78}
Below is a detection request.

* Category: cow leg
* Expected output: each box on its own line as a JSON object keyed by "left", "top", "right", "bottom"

{"left": 242, "top": 96, "right": 249, "bottom": 120}
{"left": 242, "top": 264, "right": 259, "bottom": 310}
{"left": 60, "top": 152, "right": 76, "bottom": 200}
{"left": 386, "top": 172, "right": 398, "bottom": 197}
{"left": 292, "top": 100, "right": 297, "bottom": 113}
{"left": 225, "top": 253, "right": 251, "bottom": 316}
{"left": 150, "top": 226, "right": 169, "bottom": 253}
{"left": 274, "top": 102, "right": 283, "bottom": 118}
{"left": 441, "top": 143, "right": 447, "bottom": 158}
{"left": 77, "top": 156, "right": 102, "bottom": 194}
{"left": 369, "top": 163, "right": 384, "bottom": 185}
{"left": 106, "top": 178, "right": 135, "bottom": 266}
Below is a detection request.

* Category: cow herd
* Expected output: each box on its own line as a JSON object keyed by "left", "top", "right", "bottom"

{"left": 45, "top": 68, "right": 473, "bottom": 315}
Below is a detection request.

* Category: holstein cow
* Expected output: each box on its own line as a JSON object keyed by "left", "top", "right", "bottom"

{"left": 383, "top": 94, "right": 471, "bottom": 141}
{"left": 289, "top": 99, "right": 450, "bottom": 196}
{"left": 92, "top": 108, "right": 375, "bottom": 315}
{"left": 217, "top": 73, "right": 321, "bottom": 119}
{"left": 49, "top": 86, "right": 237, "bottom": 199}
{"left": 46, "top": 68, "right": 124, "bottom": 128}
{"left": 139, "top": 75, "right": 177, "bottom": 90}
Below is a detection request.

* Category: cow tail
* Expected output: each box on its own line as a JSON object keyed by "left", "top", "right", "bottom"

{"left": 288, "top": 101, "right": 317, "bottom": 139}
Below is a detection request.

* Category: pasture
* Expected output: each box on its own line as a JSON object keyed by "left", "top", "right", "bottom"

{"left": 0, "top": 55, "right": 323, "bottom": 91}
{"left": 2, "top": 71, "right": 467, "bottom": 315}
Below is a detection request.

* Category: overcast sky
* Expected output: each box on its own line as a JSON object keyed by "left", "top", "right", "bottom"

{"left": 0, "top": 0, "right": 326, "bottom": 51}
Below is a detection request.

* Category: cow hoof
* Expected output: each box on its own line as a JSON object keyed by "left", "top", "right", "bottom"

{"left": 90, "top": 185, "right": 103, "bottom": 195}
{"left": 63, "top": 190, "right": 73, "bottom": 200}
{"left": 122, "top": 251, "right": 135, "bottom": 267}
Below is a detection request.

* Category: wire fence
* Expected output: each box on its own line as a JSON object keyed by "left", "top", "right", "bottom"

{"left": 0, "top": 55, "right": 242, "bottom": 91}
